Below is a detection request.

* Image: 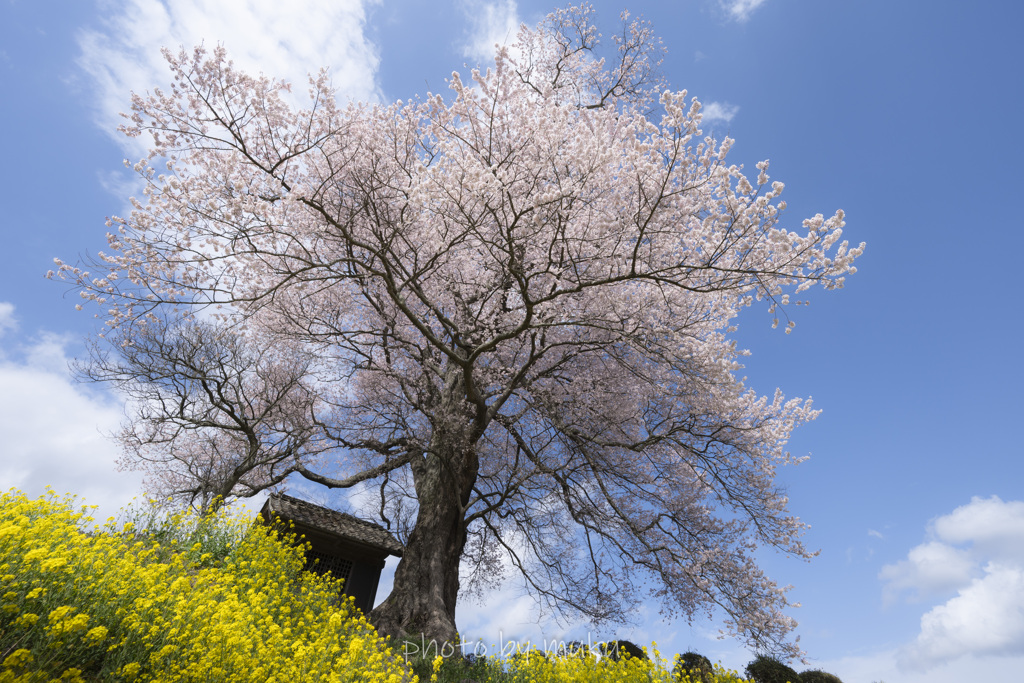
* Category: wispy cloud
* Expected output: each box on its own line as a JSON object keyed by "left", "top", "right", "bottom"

{"left": 0, "top": 302, "right": 16, "bottom": 338}
{"left": 701, "top": 101, "right": 740, "bottom": 123}
{"left": 719, "top": 0, "right": 769, "bottom": 23}
{"left": 880, "top": 496, "right": 1024, "bottom": 671}
{"left": 76, "top": 0, "right": 382, "bottom": 153}
{"left": 459, "top": 0, "right": 520, "bottom": 66}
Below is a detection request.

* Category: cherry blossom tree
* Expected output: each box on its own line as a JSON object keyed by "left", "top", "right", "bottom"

{"left": 56, "top": 5, "right": 862, "bottom": 658}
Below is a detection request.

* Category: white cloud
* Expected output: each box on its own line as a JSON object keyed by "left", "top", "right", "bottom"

{"left": 815, "top": 647, "right": 1024, "bottom": 683}
{"left": 458, "top": 585, "right": 549, "bottom": 647}
{"left": 933, "top": 496, "right": 1024, "bottom": 561}
{"left": 880, "top": 496, "right": 1024, "bottom": 671}
{"left": 0, "top": 324, "right": 143, "bottom": 522}
{"left": 868, "top": 528, "right": 885, "bottom": 539}
{"left": 879, "top": 540, "right": 977, "bottom": 603}
{"left": 899, "top": 563, "right": 1024, "bottom": 670}
{"left": 0, "top": 302, "right": 16, "bottom": 338}
{"left": 720, "top": 0, "right": 769, "bottom": 23}
{"left": 460, "top": 0, "right": 520, "bottom": 66}
{"left": 77, "top": 0, "right": 382, "bottom": 152}
{"left": 701, "top": 101, "right": 740, "bottom": 123}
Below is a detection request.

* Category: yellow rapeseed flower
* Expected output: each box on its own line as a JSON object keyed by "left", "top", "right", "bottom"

{"left": 118, "top": 662, "right": 142, "bottom": 680}
{"left": 2, "top": 649, "right": 32, "bottom": 669}
{"left": 14, "top": 613, "right": 38, "bottom": 628}
{"left": 41, "top": 556, "right": 68, "bottom": 572}
{"left": 85, "top": 625, "right": 108, "bottom": 645}
{"left": 1, "top": 488, "right": 414, "bottom": 682}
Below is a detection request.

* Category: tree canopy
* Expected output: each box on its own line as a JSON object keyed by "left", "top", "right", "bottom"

{"left": 55, "top": 5, "right": 863, "bottom": 659}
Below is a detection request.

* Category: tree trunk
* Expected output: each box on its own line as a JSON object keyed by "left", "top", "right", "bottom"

{"left": 369, "top": 437, "right": 478, "bottom": 648}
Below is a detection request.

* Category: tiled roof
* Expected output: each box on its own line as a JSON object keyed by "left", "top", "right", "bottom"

{"left": 262, "top": 493, "right": 403, "bottom": 557}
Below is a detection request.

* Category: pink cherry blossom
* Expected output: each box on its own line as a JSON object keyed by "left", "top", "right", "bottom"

{"left": 58, "top": 4, "right": 862, "bottom": 659}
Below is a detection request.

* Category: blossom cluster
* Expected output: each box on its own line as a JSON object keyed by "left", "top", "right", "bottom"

{"left": 0, "top": 488, "right": 410, "bottom": 682}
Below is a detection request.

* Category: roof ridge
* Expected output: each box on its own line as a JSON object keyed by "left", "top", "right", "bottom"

{"left": 274, "top": 492, "right": 383, "bottom": 526}
{"left": 264, "top": 492, "right": 403, "bottom": 556}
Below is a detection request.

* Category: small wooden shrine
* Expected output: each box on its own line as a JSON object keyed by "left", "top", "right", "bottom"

{"left": 258, "top": 493, "right": 403, "bottom": 613}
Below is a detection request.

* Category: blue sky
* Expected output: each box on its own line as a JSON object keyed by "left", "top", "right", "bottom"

{"left": 1, "top": 1, "right": 1022, "bottom": 681}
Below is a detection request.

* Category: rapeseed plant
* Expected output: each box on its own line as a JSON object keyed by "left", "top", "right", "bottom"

{"left": 0, "top": 488, "right": 410, "bottom": 682}
{"left": 401, "top": 639, "right": 752, "bottom": 683}
{"left": 1, "top": 488, "right": 752, "bottom": 682}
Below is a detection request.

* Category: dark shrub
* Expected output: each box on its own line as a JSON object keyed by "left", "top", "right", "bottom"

{"left": 555, "top": 640, "right": 593, "bottom": 657}
{"left": 799, "top": 670, "right": 844, "bottom": 683}
{"left": 745, "top": 655, "right": 803, "bottom": 683}
{"left": 600, "top": 640, "right": 648, "bottom": 661}
{"left": 674, "top": 651, "right": 713, "bottom": 683}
